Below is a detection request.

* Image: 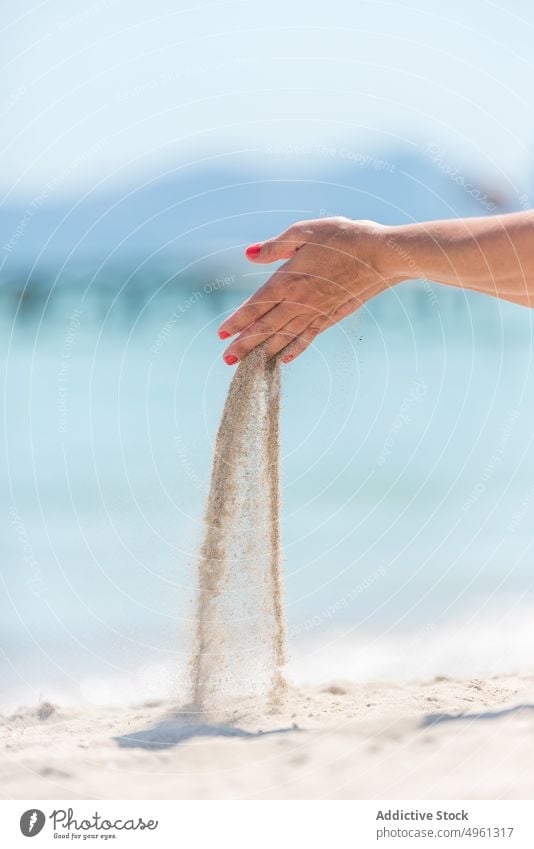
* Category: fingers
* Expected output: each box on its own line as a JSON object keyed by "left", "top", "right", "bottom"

{"left": 217, "top": 261, "right": 304, "bottom": 340}
{"left": 279, "top": 297, "right": 361, "bottom": 363}
{"left": 328, "top": 297, "right": 361, "bottom": 323}
{"left": 279, "top": 316, "right": 334, "bottom": 363}
{"left": 218, "top": 286, "right": 282, "bottom": 341}
{"left": 222, "top": 301, "right": 301, "bottom": 364}
{"left": 245, "top": 225, "right": 305, "bottom": 264}
{"left": 263, "top": 314, "right": 317, "bottom": 359}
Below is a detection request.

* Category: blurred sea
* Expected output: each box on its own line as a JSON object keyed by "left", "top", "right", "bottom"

{"left": 2, "top": 151, "right": 534, "bottom": 707}
{"left": 3, "top": 277, "right": 534, "bottom": 708}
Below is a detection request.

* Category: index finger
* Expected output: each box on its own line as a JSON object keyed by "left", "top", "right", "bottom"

{"left": 218, "top": 272, "right": 287, "bottom": 339}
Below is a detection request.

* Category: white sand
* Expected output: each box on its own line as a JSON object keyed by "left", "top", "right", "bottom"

{"left": 2, "top": 675, "right": 534, "bottom": 800}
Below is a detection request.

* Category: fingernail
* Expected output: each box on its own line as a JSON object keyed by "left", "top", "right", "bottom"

{"left": 282, "top": 354, "right": 294, "bottom": 364}
{"left": 224, "top": 354, "right": 239, "bottom": 365}
{"left": 218, "top": 329, "right": 231, "bottom": 340}
{"left": 246, "top": 243, "right": 261, "bottom": 259}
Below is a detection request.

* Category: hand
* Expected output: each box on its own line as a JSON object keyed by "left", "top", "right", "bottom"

{"left": 218, "top": 217, "right": 395, "bottom": 364}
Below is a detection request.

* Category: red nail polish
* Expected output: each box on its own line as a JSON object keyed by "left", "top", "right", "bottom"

{"left": 224, "top": 354, "right": 239, "bottom": 365}
{"left": 246, "top": 243, "right": 261, "bottom": 259}
{"left": 218, "top": 329, "right": 231, "bottom": 340}
{"left": 282, "top": 354, "right": 294, "bottom": 363}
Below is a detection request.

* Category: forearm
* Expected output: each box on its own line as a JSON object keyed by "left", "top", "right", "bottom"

{"left": 382, "top": 212, "right": 534, "bottom": 306}
{"left": 218, "top": 212, "right": 534, "bottom": 365}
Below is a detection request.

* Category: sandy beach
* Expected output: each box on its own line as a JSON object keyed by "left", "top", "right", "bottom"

{"left": 2, "top": 674, "right": 533, "bottom": 800}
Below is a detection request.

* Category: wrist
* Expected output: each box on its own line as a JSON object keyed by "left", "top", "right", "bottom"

{"left": 374, "top": 224, "right": 431, "bottom": 284}
{"left": 343, "top": 220, "right": 412, "bottom": 286}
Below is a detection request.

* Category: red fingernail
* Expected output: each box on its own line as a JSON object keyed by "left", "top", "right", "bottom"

{"left": 218, "top": 329, "right": 231, "bottom": 339}
{"left": 224, "top": 354, "right": 239, "bottom": 365}
{"left": 245, "top": 243, "right": 261, "bottom": 259}
{"left": 282, "top": 354, "right": 294, "bottom": 363}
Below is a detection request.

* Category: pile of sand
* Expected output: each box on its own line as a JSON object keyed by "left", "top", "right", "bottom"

{"left": 4, "top": 674, "right": 534, "bottom": 799}
{"left": 190, "top": 346, "right": 286, "bottom": 713}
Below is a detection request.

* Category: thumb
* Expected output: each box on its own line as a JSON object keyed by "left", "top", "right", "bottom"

{"left": 245, "top": 227, "right": 305, "bottom": 264}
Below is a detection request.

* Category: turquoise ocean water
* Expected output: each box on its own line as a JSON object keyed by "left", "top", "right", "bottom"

{"left": 3, "top": 278, "right": 534, "bottom": 707}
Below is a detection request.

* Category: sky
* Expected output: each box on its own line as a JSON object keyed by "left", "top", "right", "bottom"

{"left": 1, "top": 0, "right": 533, "bottom": 202}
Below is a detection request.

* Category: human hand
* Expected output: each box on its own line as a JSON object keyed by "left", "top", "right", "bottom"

{"left": 218, "top": 217, "right": 396, "bottom": 364}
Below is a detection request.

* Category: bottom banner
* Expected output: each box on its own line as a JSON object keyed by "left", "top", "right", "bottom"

{"left": 1, "top": 800, "right": 532, "bottom": 847}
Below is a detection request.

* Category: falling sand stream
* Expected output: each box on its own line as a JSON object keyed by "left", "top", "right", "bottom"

{"left": 190, "top": 346, "right": 287, "bottom": 713}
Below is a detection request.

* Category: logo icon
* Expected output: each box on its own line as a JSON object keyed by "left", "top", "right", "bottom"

{"left": 20, "top": 810, "right": 46, "bottom": 837}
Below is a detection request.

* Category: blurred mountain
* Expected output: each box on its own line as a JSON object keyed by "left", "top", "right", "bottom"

{"left": 0, "top": 147, "right": 507, "bottom": 283}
